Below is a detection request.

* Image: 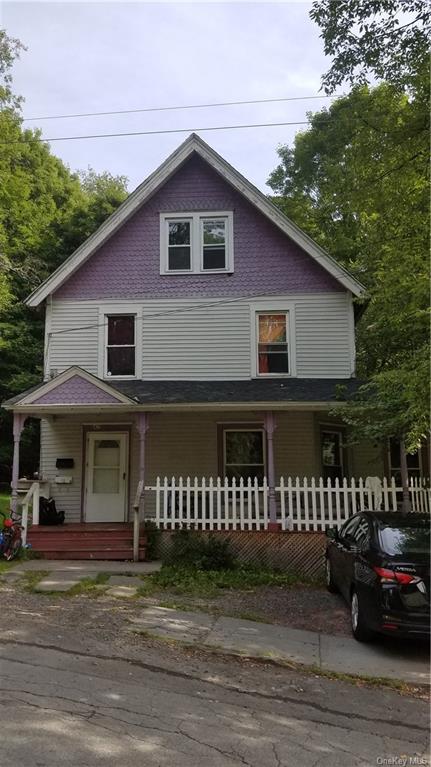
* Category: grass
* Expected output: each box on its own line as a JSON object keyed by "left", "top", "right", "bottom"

{"left": 138, "top": 564, "right": 319, "bottom": 599}
{"left": 66, "top": 572, "right": 110, "bottom": 597}
{"left": 21, "top": 570, "right": 51, "bottom": 591}
{"left": 21, "top": 571, "right": 110, "bottom": 596}
{"left": 0, "top": 559, "right": 19, "bottom": 574}
{"left": 0, "top": 494, "right": 10, "bottom": 517}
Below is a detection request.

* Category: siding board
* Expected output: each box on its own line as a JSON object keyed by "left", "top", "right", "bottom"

{"left": 40, "top": 411, "right": 373, "bottom": 522}
{"left": 48, "top": 293, "right": 354, "bottom": 381}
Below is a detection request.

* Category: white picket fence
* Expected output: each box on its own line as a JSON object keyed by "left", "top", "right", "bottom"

{"left": 145, "top": 475, "right": 430, "bottom": 532}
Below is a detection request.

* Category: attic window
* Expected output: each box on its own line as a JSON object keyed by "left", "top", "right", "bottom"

{"left": 168, "top": 220, "right": 192, "bottom": 271}
{"left": 160, "top": 212, "right": 233, "bottom": 274}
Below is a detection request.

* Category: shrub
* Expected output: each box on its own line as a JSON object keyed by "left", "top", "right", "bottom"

{"left": 143, "top": 520, "right": 162, "bottom": 560}
{"left": 166, "top": 530, "right": 236, "bottom": 571}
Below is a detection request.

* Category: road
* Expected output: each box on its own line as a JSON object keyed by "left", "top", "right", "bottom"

{"left": 1, "top": 636, "right": 429, "bottom": 767}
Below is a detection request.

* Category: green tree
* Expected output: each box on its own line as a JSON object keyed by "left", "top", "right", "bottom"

{"left": 0, "top": 29, "right": 128, "bottom": 482}
{"left": 310, "top": 0, "right": 430, "bottom": 92}
{"left": 268, "top": 83, "right": 429, "bottom": 509}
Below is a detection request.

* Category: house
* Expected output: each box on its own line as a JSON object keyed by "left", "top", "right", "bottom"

{"left": 3, "top": 134, "right": 428, "bottom": 560}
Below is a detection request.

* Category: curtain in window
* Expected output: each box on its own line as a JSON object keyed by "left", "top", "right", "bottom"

{"left": 258, "top": 314, "right": 288, "bottom": 374}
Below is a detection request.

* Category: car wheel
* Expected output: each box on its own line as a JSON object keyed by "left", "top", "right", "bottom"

{"left": 325, "top": 557, "right": 338, "bottom": 593}
{"left": 350, "top": 589, "right": 374, "bottom": 642}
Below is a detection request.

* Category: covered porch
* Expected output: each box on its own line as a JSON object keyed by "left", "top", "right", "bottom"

{"left": 4, "top": 367, "right": 429, "bottom": 559}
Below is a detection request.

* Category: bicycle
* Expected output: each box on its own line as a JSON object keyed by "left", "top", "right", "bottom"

{"left": 0, "top": 509, "right": 23, "bottom": 561}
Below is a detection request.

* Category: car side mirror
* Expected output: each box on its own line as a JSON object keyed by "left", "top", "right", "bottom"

{"left": 326, "top": 528, "right": 338, "bottom": 541}
{"left": 344, "top": 536, "right": 360, "bottom": 553}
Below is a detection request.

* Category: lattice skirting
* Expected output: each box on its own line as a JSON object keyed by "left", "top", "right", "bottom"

{"left": 158, "top": 530, "right": 326, "bottom": 579}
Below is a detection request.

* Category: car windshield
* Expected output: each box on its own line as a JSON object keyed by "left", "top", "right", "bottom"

{"left": 378, "top": 522, "right": 430, "bottom": 556}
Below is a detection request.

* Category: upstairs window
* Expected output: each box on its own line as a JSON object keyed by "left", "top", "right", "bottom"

{"left": 106, "top": 315, "right": 136, "bottom": 377}
{"left": 160, "top": 212, "right": 233, "bottom": 274}
{"left": 257, "top": 313, "right": 289, "bottom": 375}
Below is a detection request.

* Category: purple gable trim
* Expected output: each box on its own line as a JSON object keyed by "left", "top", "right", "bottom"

{"left": 55, "top": 155, "right": 343, "bottom": 300}
{"left": 32, "top": 375, "right": 122, "bottom": 405}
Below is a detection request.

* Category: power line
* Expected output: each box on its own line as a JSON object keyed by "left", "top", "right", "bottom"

{"left": 1, "top": 119, "right": 311, "bottom": 145}
{"left": 23, "top": 94, "right": 338, "bottom": 122}
{"left": 47, "top": 291, "right": 293, "bottom": 338}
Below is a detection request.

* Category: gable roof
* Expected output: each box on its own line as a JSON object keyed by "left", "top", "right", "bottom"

{"left": 3, "top": 366, "right": 136, "bottom": 409}
{"left": 26, "top": 133, "right": 365, "bottom": 306}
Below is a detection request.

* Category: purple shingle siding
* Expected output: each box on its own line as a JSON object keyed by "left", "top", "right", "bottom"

{"left": 55, "top": 154, "right": 343, "bottom": 300}
{"left": 33, "top": 375, "right": 121, "bottom": 404}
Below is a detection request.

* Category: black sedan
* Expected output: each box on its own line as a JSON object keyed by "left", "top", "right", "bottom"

{"left": 325, "top": 511, "right": 430, "bottom": 641}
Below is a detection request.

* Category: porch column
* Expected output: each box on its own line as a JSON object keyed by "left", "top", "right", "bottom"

{"left": 136, "top": 413, "right": 149, "bottom": 506}
{"left": 264, "top": 411, "right": 280, "bottom": 531}
{"left": 133, "top": 413, "right": 149, "bottom": 562}
{"left": 11, "top": 413, "right": 26, "bottom": 514}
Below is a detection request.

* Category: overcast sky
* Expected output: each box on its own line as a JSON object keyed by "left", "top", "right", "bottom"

{"left": 2, "top": 1, "right": 336, "bottom": 193}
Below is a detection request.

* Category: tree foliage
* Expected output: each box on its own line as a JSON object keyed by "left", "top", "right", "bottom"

{"left": 268, "top": 81, "right": 429, "bottom": 453}
{"left": 310, "top": 0, "right": 431, "bottom": 92}
{"left": 0, "top": 30, "right": 128, "bottom": 481}
{"left": 269, "top": 3, "right": 430, "bottom": 482}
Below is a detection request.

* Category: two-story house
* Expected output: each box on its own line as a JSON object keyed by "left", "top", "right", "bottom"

{"left": 5, "top": 133, "right": 399, "bottom": 559}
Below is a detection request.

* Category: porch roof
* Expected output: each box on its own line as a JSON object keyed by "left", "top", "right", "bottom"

{"left": 3, "top": 369, "right": 362, "bottom": 412}
{"left": 110, "top": 377, "right": 362, "bottom": 405}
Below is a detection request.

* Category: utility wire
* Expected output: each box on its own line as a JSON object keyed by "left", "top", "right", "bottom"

{"left": 23, "top": 94, "right": 338, "bottom": 122}
{"left": 3, "top": 120, "right": 311, "bottom": 145}
{"left": 47, "top": 291, "right": 294, "bottom": 337}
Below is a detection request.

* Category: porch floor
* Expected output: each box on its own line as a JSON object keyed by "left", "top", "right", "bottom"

{"left": 27, "top": 523, "right": 147, "bottom": 561}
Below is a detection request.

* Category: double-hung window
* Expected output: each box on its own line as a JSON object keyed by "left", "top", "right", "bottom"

{"left": 167, "top": 219, "right": 192, "bottom": 271}
{"left": 321, "top": 429, "right": 345, "bottom": 482}
{"left": 257, "top": 313, "right": 289, "bottom": 375}
{"left": 161, "top": 212, "right": 233, "bottom": 274}
{"left": 389, "top": 439, "right": 421, "bottom": 483}
{"left": 222, "top": 427, "right": 266, "bottom": 482}
{"left": 105, "top": 314, "right": 136, "bottom": 377}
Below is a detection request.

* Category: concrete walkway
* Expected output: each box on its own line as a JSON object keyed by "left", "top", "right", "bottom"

{"left": 7, "top": 559, "right": 162, "bottom": 574}
{"left": 4, "top": 559, "right": 162, "bottom": 593}
{"left": 130, "top": 606, "right": 430, "bottom": 687}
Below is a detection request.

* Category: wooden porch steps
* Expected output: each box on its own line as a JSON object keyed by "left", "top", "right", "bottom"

{"left": 27, "top": 523, "right": 147, "bottom": 561}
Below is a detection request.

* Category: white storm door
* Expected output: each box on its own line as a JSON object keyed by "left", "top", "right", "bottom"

{"left": 85, "top": 432, "right": 128, "bottom": 522}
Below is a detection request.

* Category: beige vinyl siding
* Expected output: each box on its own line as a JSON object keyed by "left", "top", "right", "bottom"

{"left": 49, "top": 293, "right": 355, "bottom": 380}
{"left": 40, "top": 418, "right": 83, "bottom": 523}
{"left": 40, "top": 414, "right": 139, "bottom": 524}
{"left": 40, "top": 410, "right": 383, "bottom": 521}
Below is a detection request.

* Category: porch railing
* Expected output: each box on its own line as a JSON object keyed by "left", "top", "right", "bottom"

{"left": 144, "top": 475, "right": 430, "bottom": 533}
{"left": 15, "top": 481, "right": 40, "bottom": 545}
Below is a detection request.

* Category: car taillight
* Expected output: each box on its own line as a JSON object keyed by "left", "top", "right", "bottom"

{"left": 373, "top": 566, "right": 418, "bottom": 585}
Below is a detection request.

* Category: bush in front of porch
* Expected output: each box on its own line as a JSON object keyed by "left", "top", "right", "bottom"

{"left": 138, "top": 530, "right": 320, "bottom": 600}
{"left": 166, "top": 529, "right": 236, "bottom": 571}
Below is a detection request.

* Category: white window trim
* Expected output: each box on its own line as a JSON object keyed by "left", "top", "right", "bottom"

{"left": 249, "top": 300, "right": 296, "bottom": 378}
{"left": 160, "top": 211, "right": 234, "bottom": 275}
{"left": 98, "top": 304, "right": 142, "bottom": 380}
{"left": 320, "top": 427, "right": 345, "bottom": 476}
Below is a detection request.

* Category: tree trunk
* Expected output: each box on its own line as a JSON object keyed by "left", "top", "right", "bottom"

{"left": 399, "top": 439, "right": 411, "bottom": 513}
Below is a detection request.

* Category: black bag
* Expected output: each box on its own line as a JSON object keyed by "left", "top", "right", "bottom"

{"left": 39, "top": 497, "right": 65, "bottom": 526}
